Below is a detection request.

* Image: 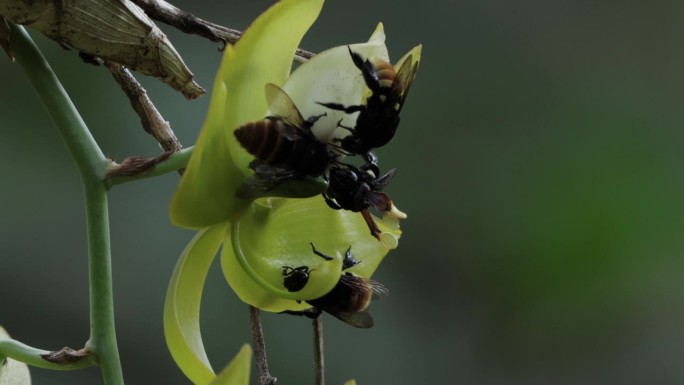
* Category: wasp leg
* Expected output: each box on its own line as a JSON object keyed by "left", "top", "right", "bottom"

{"left": 280, "top": 308, "right": 322, "bottom": 319}
{"left": 347, "top": 46, "right": 380, "bottom": 92}
{"left": 360, "top": 208, "right": 382, "bottom": 240}
{"left": 327, "top": 140, "right": 351, "bottom": 154}
{"left": 310, "top": 242, "right": 334, "bottom": 261}
{"left": 360, "top": 152, "right": 380, "bottom": 177}
{"left": 317, "top": 101, "right": 365, "bottom": 114}
{"left": 334, "top": 118, "right": 357, "bottom": 133}
{"left": 304, "top": 112, "right": 327, "bottom": 128}
{"left": 324, "top": 194, "right": 343, "bottom": 210}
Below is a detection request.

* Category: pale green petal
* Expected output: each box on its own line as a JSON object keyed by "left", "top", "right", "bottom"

{"left": 0, "top": 326, "right": 31, "bottom": 385}
{"left": 164, "top": 224, "right": 228, "bottom": 384}
{"left": 170, "top": 0, "right": 324, "bottom": 228}
{"left": 343, "top": 381, "right": 358, "bottom": 385}
{"left": 221, "top": 197, "right": 393, "bottom": 311}
{"left": 169, "top": 50, "right": 247, "bottom": 229}
{"left": 282, "top": 22, "right": 390, "bottom": 144}
{"left": 223, "top": 0, "right": 325, "bottom": 172}
{"left": 207, "top": 345, "right": 252, "bottom": 385}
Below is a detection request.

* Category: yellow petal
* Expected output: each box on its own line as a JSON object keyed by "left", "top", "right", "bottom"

{"left": 170, "top": 0, "right": 325, "bottom": 228}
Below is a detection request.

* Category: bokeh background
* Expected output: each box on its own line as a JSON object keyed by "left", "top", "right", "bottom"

{"left": 2, "top": 1, "right": 684, "bottom": 384}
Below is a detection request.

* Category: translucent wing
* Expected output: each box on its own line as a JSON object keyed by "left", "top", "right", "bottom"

{"left": 235, "top": 161, "right": 297, "bottom": 199}
{"left": 394, "top": 54, "right": 419, "bottom": 112}
{"left": 318, "top": 275, "right": 387, "bottom": 328}
{"left": 264, "top": 83, "right": 306, "bottom": 130}
{"left": 331, "top": 310, "right": 374, "bottom": 328}
{"left": 235, "top": 161, "right": 328, "bottom": 200}
{"left": 371, "top": 168, "right": 397, "bottom": 190}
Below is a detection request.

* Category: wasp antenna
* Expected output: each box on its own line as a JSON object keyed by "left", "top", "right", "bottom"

{"left": 310, "top": 242, "right": 334, "bottom": 261}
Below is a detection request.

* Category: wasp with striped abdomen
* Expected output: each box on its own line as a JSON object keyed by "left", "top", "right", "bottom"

{"left": 234, "top": 83, "right": 335, "bottom": 198}
{"left": 318, "top": 46, "right": 420, "bottom": 175}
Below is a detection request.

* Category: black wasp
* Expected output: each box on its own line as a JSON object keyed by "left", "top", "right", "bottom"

{"left": 318, "top": 46, "right": 419, "bottom": 174}
{"left": 281, "top": 243, "right": 387, "bottom": 328}
{"left": 324, "top": 163, "right": 397, "bottom": 240}
{"left": 234, "top": 83, "right": 335, "bottom": 199}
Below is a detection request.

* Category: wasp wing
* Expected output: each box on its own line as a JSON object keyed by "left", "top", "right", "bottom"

{"left": 264, "top": 83, "right": 306, "bottom": 130}
{"left": 236, "top": 161, "right": 328, "bottom": 200}
{"left": 235, "top": 161, "right": 298, "bottom": 199}
{"left": 318, "top": 274, "right": 387, "bottom": 328}
{"left": 394, "top": 53, "right": 420, "bottom": 112}
{"left": 329, "top": 310, "right": 375, "bottom": 328}
{"left": 326, "top": 279, "right": 390, "bottom": 328}
{"left": 371, "top": 168, "right": 397, "bottom": 190}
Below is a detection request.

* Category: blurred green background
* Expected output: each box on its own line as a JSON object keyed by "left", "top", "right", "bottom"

{"left": 2, "top": 1, "right": 684, "bottom": 384}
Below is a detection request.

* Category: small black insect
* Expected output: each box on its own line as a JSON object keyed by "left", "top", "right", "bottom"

{"left": 318, "top": 46, "right": 419, "bottom": 174}
{"left": 324, "top": 163, "right": 397, "bottom": 239}
{"left": 234, "top": 83, "right": 335, "bottom": 198}
{"left": 282, "top": 243, "right": 388, "bottom": 328}
{"left": 282, "top": 265, "right": 314, "bottom": 292}
{"left": 281, "top": 243, "right": 333, "bottom": 292}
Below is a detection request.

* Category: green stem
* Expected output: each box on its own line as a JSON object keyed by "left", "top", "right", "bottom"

{"left": 10, "top": 24, "right": 124, "bottom": 385}
{"left": 0, "top": 339, "right": 95, "bottom": 371}
{"left": 9, "top": 25, "right": 107, "bottom": 179}
{"left": 83, "top": 183, "right": 121, "bottom": 383}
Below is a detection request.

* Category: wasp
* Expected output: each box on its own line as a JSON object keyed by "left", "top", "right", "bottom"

{"left": 234, "top": 83, "right": 335, "bottom": 199}
{"left": 324, "top": 163, "right": 397, "bottom": 240}
{"left": 318, "top": 46, "right": 419, "bottom": 174}
{"left": 281, "top": 243, "right": 387, "bottom": 328}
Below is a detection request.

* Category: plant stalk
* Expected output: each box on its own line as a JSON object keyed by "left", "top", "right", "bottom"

{"left": 83, "top": 183, "right": 122, "bottom": 384}
{"left": 249, "top": 306, "right": 277, "bottom": 385}
{"left": 10, "top": 23, "right": 124, "bottom": 385}
{"left": 313, "top": 317, "right": 325, "bottom": 385}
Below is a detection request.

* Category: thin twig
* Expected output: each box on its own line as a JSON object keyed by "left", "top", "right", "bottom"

{"left": 41, "top": 347, "right": 91, "bottom": 366}
{"left": 105, "top": 62, "right": 183, "bottom": 153}
{"left": 313, "top": 317, "right": 325, "bottom": 385}
{"left": 105, "top": 147, "right": 193, "bottom": 187}
{"left": 105, "top": 152, "right": 173, "bottom": 178}
{"left": 130, "top": 0, "right": 314, "bottom": 62}
{"left": 249, "top": 306, "right": 277, "bottom": 385}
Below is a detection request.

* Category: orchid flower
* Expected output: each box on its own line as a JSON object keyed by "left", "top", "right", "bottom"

{"left": 163, "top": 0, "right": 421, "bottom": 383}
